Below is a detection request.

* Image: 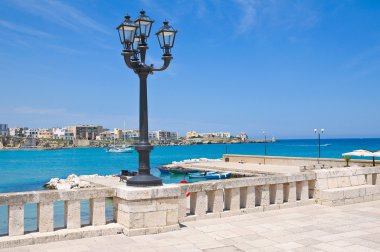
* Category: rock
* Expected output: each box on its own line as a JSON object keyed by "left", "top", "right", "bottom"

{"left": 44, "top": 174, "right": 96, "bottom": 190}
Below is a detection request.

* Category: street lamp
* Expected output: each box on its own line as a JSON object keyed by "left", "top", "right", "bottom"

{"left": 314, "top": 128, "right": 324, "bottom": 164}
{"left": 262, "top": 131, "right": 267, "bottom": 164}
{"left": 117, "top": 10, "right": 177, "bottom": 186}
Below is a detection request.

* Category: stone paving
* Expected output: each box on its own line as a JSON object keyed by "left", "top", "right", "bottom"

{"left": 3, "top": 200, "right": 380, "bottom": 252}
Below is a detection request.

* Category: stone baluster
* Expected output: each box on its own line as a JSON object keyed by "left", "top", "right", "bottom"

{"left": 296, "top": 181, "right": 309, "bottom": 201}
{"left": 255, "top": 185, "right": 270, "bottom": 207}
{"left": 240, "top": 186, "right": 255, "bottom": 209}
{"left": 374, "top": 174, "right": 380, "bottom": 185}
{"left": 178, "top": 193, "right": 188, "bottom": 218}
{"left": 113, "top": 197, "right": 119, "bottom": 222}
{"left": 38, "top": 202, "right": 54, "bottom": 233}
{"left": 366, "top": 174, "right": 374, "bottom": 185}
{"left": 64, "top": 200, "right": 81, "bottom": 229}
{"left": 190, "top": 191, "right": 207, "bottom": 216}
{"left": 90, "top": 198, "right": 106, "bottom": 226}
{"left": 207, "top": 190, "right": 224, "bottom": 213}
{"left": 224, "top": 188, "right": 240, "bottom": 211}
{"left": 8, "top": 204, "right": 24, "bottom": 236}
{"left": 275, "top": 184, "right": 284, "bottom": 204}
{"left": 288, "top": 182, "right": 297, "bottom": 202}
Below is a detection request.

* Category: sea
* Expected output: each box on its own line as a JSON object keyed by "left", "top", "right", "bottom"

{"left": 0, "top": 138, "right": 379, "bottom": 233}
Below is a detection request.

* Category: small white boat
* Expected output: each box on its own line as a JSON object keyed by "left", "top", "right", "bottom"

{"left": 205, "top": 172, "right": 232, "bottom": 180}
{"left": 107, "top": 145, "right": 133, "bottom": 153}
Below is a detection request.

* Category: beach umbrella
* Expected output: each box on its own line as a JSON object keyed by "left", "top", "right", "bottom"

{"left": 342, "top": 149, "right": 377, "bottom": 166}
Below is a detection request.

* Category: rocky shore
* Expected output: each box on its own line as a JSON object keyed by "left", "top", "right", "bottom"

{"left": 43, "top": 174, "right": 118, "bottom": 190}
{"left": 0, "top": 136, "right": 276, "bottom": 150}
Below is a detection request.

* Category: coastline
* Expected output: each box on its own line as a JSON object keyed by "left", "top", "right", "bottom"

{"left": 0, "top": 138, "right": 275, "bottom": 151}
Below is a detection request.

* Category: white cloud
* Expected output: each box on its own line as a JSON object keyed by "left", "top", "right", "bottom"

{"left": 10, "top": 0, "right": 108, "bottom": 34}
{"left": 12, "top": 107, "right": 84, "bottom": 117}
{"left": 0, "top": 19, "right": 52, "bottom": 39}
{"left": 235, "top": 0, "right": 257, "bottom": 34}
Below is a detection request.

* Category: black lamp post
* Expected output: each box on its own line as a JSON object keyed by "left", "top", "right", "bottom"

{"left": 117, "top": 10, "right": 177, "bottom": 186}
{"left": 314, "top": 128, "right": 324, "bottom": 164}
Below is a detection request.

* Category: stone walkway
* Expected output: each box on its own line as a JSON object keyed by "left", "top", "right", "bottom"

{"left": 3, "top": 201, "right": 380, "bottom": 252}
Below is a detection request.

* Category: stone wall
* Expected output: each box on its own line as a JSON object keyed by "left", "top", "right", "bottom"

{"left": 2, "top": 165, "right": 380, "bottom": 249}
{"left": 223, "top": 154, "right": 376, "bottom": 167}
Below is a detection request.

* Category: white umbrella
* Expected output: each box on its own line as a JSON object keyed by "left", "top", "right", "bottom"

{"left": 342, "top": 149, "right": 377, "bottom": 166}
{"left": 374, "top": 151, "right": 380, "bottom": 157}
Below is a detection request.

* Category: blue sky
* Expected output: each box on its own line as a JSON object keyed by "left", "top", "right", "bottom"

{"left": 0, "top": 0, "right": 379, "bottom": 139}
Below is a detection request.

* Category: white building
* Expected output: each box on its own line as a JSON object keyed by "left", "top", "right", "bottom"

{"left": 239, "top": 132, "right": 248, "bottom": 142}
{"left": 96, "top": 131, "right": 114, "bottom": 140}
{"left": 199, "top": 132, "right": 231, "bottom": 139}
{"left": 24, "top": 128, "right": 39, "bottom": 138}
{"left": 0, "top": 124, "right": 9, "bottom": 136}
{"left": 9, "top": 127, "right": 26, "bottom": 137}
{"left": 53, "top": 128, "right": 74, "bottom": 140}
{"left": 123, "top": 130, "right": 140, "bottom": 140}
{"left": 152, "top": 130, "right": 178, "bottom": 143}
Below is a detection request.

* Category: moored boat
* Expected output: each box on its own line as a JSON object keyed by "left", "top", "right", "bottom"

{"left": 106, "top": 145, "right": 133, "bottom": 153}
{"left": 171, "top": 168, "right": 198, "bottom": 174}
{"left": 158, "top": 167, "right": 172, "bottom": 174}
{"left": 205, "top": 172, "right": 232, "bottom": 180}
{"left": 189, "top": 171, "right": 217, "bottom": 178}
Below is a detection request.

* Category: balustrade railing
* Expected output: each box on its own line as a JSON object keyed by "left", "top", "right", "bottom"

{"left": 178, "top": 174, "right": 316, "bottom": 221}
{"left": 0, "top": 188, "right": 115, "bottom": 237}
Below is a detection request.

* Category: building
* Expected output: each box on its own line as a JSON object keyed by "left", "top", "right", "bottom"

{"left": 9, "top": 127, "right": 26, "bottom": 137}
{"left": 186, "top": 131, "right": 199, "bottom": 139}
{"left": 67, "top": 125, "right": 103, "bottom": 140}
{"left": 38, "top": 128, "right": 53, "bottom": 139}
{"left": 123, "top": 129, "right": 140, "bottom": 141}
{"left": 52, "top": 128, "right": 74, "bottom": 140}
{"left": 152, "top": 130, "right": 178, "bottom": 143}
{"left": 198, "top": 132, "right": 231, "bottom": 139}
{"left": 239, "top": 132, "right": 248, "bottom": 142}
{"left": 96, "top": 131, "right": 114, "bottom": 140}
{"left": 114, "top": 128, "right": 123, "bottom": 140}
{"left": 24, "top": 128, "right": 39, "bottom": 138}
{"left": 0, "top": 124, "right": 9, "bottom": 136}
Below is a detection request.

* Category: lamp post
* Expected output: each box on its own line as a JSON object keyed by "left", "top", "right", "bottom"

{"left": 314, "top": 128, "right": 324, "bottom": 164}
{"left": 262, "top": 131, "right": 267, "bottom": 164}
{"left": 117, "top": 11, "right": 177, "bottom": 186}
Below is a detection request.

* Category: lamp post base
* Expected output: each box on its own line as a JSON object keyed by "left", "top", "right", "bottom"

{"left": 127, "top": 174, "right": 163, "bottom": 187}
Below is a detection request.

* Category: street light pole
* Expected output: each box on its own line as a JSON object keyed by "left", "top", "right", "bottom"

{"left": 314, "top": 129, "right": 324, "bottom": 164}
{"left": 117, "top": 11, "right": 177, "bottom": 186}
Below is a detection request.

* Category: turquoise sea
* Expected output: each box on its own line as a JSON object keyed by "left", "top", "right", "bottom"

{"left": 1, "top": 138, "right": 380, "bottom": 193}
{"left": 0, "top": 138, "right": 380, "bottom": 234}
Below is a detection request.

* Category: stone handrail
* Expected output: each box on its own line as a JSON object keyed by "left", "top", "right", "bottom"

{"left": 3, "top": 165, "right": 380, "bottom": 249}
{"left": 178, "top": 172, "right": 317, "bottom": 221}
{"left": 0, "top": 187, "right": 115, "bottom": 236}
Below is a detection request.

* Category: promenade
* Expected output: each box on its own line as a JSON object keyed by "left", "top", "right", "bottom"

{"left": 4, "top": 200, "right": 380, "bottom": 252}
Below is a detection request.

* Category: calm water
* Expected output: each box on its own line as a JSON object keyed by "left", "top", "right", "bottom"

{"left": 0, "top": 138, "right": 380, "bottom": 233}
{"left": 1, "top": 138, "right": 379, "bottom": 193}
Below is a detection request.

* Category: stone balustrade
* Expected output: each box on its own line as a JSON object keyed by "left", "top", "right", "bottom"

{"left": 178, "top": 173, "right": 316, "bottom": 221}
{"left": 0, "top": 187, "right": 118, "bottom": 248}
{"left": 2, "top": 165, "right": 380, "bottom": 249}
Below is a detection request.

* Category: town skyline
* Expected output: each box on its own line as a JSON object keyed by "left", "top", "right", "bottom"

{"left": 0, "top": 1, "right": 379, "bottom": 139}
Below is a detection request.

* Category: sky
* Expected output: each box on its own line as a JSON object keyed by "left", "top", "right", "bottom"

{"left": 0, "top": 0, "right": 379, "bottom": 139}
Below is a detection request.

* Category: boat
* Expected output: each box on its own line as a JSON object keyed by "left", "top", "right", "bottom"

{"left": 158, "top": 167, "right": 172, "bottom": 174}
{"left": 107, "top": 121, "right": 133, "bottom": 153}
{"left": 189, "top": 171, "right": 217, "bottom": 178}
{"left": 205, "top": 172, "right": 232, "bottom": 180}
{"left": 107, "top": 145, "right": 133, "bottom": 153}
{"left": 171, "top": 168, "right": 198, "bottom": 175}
